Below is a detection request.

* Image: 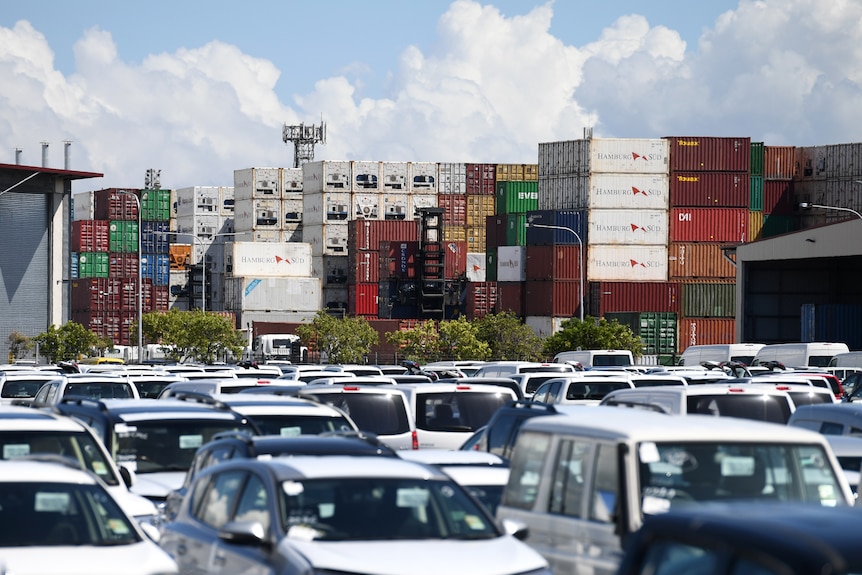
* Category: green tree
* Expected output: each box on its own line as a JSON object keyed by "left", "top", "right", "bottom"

{"left": 33, "top": 322, "right": 100, "bottom": 363}
{"left": 543, "top": 316, "right": 644, "bottom": 358}
{"left": 295, "top": 310, "right": 379, "bottom": 364}
{"left": 437, "top": 317, "right": 491, "bottom": 361}
{"left": 474, "top": 312, "right": 545, "bottom": 361}
{"left": 142, "top": 309, "right": 244, "bottom": 364}
{"left": 7, "top": 330, "right": 33, "bottom": 362}
{"left": 385, "top": 320, "right": 441, "bottom": 363}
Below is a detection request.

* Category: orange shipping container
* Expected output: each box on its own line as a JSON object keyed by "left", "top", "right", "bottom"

{"left": 763, "top": 145, "right": 795, "bottom": 180}
{"left": 667, "top": 243, "right": 736, "bottom": 280}
{"left": 677, "top": 317, "right": 736, "bottom": 353}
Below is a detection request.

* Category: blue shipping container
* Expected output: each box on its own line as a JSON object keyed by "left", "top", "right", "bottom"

{"left": 524, "top": 209, "right": 587, "bottom": 246}
{"left": 801, "top": 304, "right": 862, "bottom": 350}
{"left": 70, "top": 252, "right": 79, "bottom": 279}
{"left": 141, "top": 253, "right": 170, "bottom": 286}
{"left": 141, "top": 221, "right": 171, "bottom": 253}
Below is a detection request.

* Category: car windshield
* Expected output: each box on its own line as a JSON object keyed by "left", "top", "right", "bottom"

{"left": 133, "top": 379, "right": 177, "bottom": 399}
{"left": 786, "top": 391, "right": 833, "bottom": 407}
{"left": 416, "top": 392, "right": 511, "bottom": 432}
{"left": 1, "top": 379, "right": 59, "bottom": 401}
{"left": 0, "top": 430, "right": 120, "bottom": 486}
{"left": 565, "top": 381, "right": 631, "bottom": 401}
{"left": 246, "top": 415, "right": 354, "bottom": 436}
{"left": 639, "top": 441, "right": 848, "bottom": 514}
{"left": 685, "top": 394, "right": 792, "bottom": 423}
{"left": 113, "top": 419, "right": 256, "bottom": 473}
{"left": 281, "top": 477, "right": 498, "bottom": 541}
{"left": 0, "top": 481, "right": 139, "bottom": 546}
{"left": 65, "top": 381, "right": 134, "bottom": 399}
{"left": 311, "top": 393, "right": 410, "bottom": 436}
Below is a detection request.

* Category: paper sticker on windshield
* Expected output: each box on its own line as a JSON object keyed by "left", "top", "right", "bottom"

{"left": 280, "top": 426, "right": 302, "bottom": 437}
{"left": 114, "top": 423, "right": 136, "bottom": 436}
{"left": 179, "top": 434, "right": 203, "bottom": 449}
{"left": 283, "top": 481, "right": 304, "bottom": 496}
{"left": 464, "top": 514, "right": 484, "bottom": 530}
{"left": 721, "top": 456, "right": 754, "bottom": 477}
{"left": 639, "top": 442, "right": 660, "bottom": 464}
{"left": 642, "top": 495, "right": 671, "bottom": 514}
{"left": 35, "top": 492, "right": 70, "bottom": 512}
{"left": 396, "top": 487, "right": 429, "bottom": 508}
{"left": 3, "top": 444, "right": 30, "bottom": 458}
{"left": 818, "top": 484, "right": 836, "bottom": 503}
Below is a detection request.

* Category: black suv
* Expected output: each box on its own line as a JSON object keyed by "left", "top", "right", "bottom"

{"left": 464, "top": 400, "right": 569, "bottom": 461}
{"left": 164, "top": 430, "right": 398, "bottom": 520}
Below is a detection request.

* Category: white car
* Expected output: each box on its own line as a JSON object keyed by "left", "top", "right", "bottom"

{"left": 208, "top": 393, "right": 359, "bottom": 436}
{"left": 0, "top": 458, "right": 178, "bottom": 574}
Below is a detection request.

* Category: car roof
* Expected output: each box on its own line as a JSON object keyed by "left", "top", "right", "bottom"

{"left": 57, "top": 397, "right": 246, "bottom": 420}
{"left": 398, "top": 449, "right": 507, "bottom": 467}
{"left": 0, "top": 406, "right": 87, "bottom": 431}
{"left": 792, "top": 403, "right": 862, "bottom": 418}
{"left": 523, "top": 406, "right": 828, "bottom": 443}
{"left": 208, "top": 393, "right": 347, "bottom": 416}
{"left": 262, "top": 454, "right": 451, "bottom": 481}
{"left": 0, "top": 458, "right": 98, "bottom": 484}
{"left": 208, "top": 432, "right": 397, "bottom": 457}
{"left": 441, "top": 465, "right": 510, "bottom": 487}
{"left": 607, "top": 383, "right": 793, "bottom": 397}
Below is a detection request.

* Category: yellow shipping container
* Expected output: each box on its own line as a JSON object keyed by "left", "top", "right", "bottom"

{"left": 466, "top": 195, "right": 495, "bottom": 227}
{"left": 467, "top": 225, "right": 486, "bottom": 253}
{"left": 443, "top": 224, "right": 467, "bottom": 242}
{"left": 496, "top": 163, "right": 539, "bottom": 182}
{"left": 749, "top": 210, "right": 764, "bottom": 241}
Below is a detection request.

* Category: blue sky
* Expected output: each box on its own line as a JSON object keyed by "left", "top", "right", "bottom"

{"left": 2, "top": 0, "right": 861, "bottom": 190}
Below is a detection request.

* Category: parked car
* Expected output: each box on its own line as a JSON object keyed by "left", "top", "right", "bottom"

{"left": 0, "top": 371, "right": 67, "bottom": 405}
{"left": 787, "top": 403, "right": 862, "bottom": 435}
{"left": 531, "top": 375, "right": 634, "bottom": 405}
{"left": 156, "top": 377, "right": 272, "bottom": 398}
{"left": 159, "top": 455, "right": 550, "bottom": 575}
{"left": 0, "top": 458, "right": 178, "bottom": 574}
{"left": 30, "top": 373, "right": 139, "bottom": 407}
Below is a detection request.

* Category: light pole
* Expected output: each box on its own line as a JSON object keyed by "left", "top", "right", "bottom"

{"left": 799, "top": 202, "right": 862, "bottom": 221}
{"left": 115, "top": 191, "right": 143, "bottom": 364}
{"left": 525, "top": 222, "right": 585, "bottom": 322}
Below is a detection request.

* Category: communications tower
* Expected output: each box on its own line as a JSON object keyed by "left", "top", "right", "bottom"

{"left": 282, "top": 122, "right": 326, "bottom": 168}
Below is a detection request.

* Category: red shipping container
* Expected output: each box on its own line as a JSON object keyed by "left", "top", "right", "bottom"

{"left": 465, "top": 281, "right": 498, "bottom": 319}
{"left": 141, "top": 280, "right": 166, "bottom": 312}
{"left": 589, "top": 281, "right": 681, "bottom": 316}
{"left": 496, "top": 281, "right": 524, "bottom": 316}
{"left": 152, "top": 286, "right": 169, "bottom": 312}
{"left": 121, "top": 279, "right": 143, "bottom": 312}
{"left": 94, "top": 189, "right": 140, "bottom": 221}
{"left": 379, "top": 241, "right": 419, "bottom": 280}
{"left": 525, "top": 280, "right": 583, "bottom": 318}
{"left": 525, "top": 245, "right": 583, "bottom": 281}
{"left": 349, "top": 220, "right": 418, "bottom": 252}
{"left": 70, "top": 278, "right": 121, "bottom": 312}
{"left": 438, "top": 194, "right": 467, "bottom": 226}
{"left": 485, "top": 215, "right": 507, "bottom": 251}
{"left": 668, "top": 242, "right": 736, "bottom": 280}
{"left": 466, "top": 163, "right": 496, "bottom": 195}
{"left": 71, "top": 220, "right": 110, "bottom": 252}
{"left": 763, "top": 145, "right": 795, "bottom": 180}
{"left": 444, "top": 241, "right": 468, "bottom": 279}
{"left": 762, "top": 180, "right": 795, "bottom": 215}
{"left": 670, "top": 207, "right": 748, "bottom": 243}
{"left": 349, "top": 250, "right": 380, "bottom": 284}
{"left": 109, "top": 253, "right": 139, "bottom": 278}
{"left": 667, "top": 136, "right": 750, "bottom": 172}
{"left": 349, "top": 283, "right": 379, "bottom": 316}
{"left": 677, "top": 317, "right": 737, "bottom": 353}
{"left": 669, "top": 172, "right": 749, "bottom": 208}
{"left": 71, "top": 310, "right": 107, "bottom": 338}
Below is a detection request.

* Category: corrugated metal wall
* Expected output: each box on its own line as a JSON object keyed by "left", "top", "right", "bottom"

{"left": 0, "top": 193, "right": 49, "bottom": 348}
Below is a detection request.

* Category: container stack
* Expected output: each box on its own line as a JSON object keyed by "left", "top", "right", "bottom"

{"left": 753, "top": 145, "right": 797, "bottom": 238}
{"left": 793, "top": 143, "right": 862, "bottom": 228}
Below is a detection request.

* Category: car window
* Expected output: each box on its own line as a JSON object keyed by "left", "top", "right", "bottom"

{"left": 197, "top": 469, "right": 246, "bottom": 529}
{"left": 415, "top": 392, "right": 511, "bottom": 432}
{"left": 549, "top": 439, "right": 590, "bottom": 517}
{"left": 819, "top": 422, "right": 844, "bottom": 435}
{"left": 590, "top": 443, "right": 618, "bottom": 524}
{"left": 311, "top": 393, "right": 410, "bottom": 436}
{"left": 637, "top": 540, "right": 721, "bottom": 575}
{"left": 250, "top": 415, "right": 354, "bottom": 437}
{"left": 0, "top": 430, "right": 120, "bottom": 486}
{"left": 234, "top": 473, "right": 271, "bottom": 532}
{"left": 503, "top": 431, "right": 551, "bottom": 510}
{"left": 685, "top": 395, "right": 792, "bottom": 424}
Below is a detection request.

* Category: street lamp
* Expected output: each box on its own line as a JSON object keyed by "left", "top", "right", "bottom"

{"left": 799, "top": 202, "right": 862, "bottom": 220}
{"left": 525, "top": 221, "right": 585, "bottom": 322}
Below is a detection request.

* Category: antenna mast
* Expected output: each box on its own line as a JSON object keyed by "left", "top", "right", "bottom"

{"left": 282, "top": 121, "right": 326, "bottom": 168}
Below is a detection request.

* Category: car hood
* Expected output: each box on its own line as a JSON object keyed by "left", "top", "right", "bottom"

{"left": 107, "top": 484, "right": 160, "bottom": 518}
{"left": 130, "top": 472, "right": 187, "bottom": 499}
{"left": 284, "top": 536, "right": 547, "bottom": 575}
{"left": 0, "top": 541, "right": 178, "bottom": 574}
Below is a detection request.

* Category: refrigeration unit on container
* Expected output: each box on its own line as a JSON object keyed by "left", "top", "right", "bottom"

{"left": 311, "top": 255, "right": 348, "bottom": 287}
{"left": 140, "top": 189, "right": 171, "bottom": 221}
{"left": 227, "top": 242, "right": 312, "bottom": 278}
{"left": 353, "top": 193, "right": 381, "bottom": 220}
{"left": 283, "top": 198, "right": 302, "bottom": 223}
{"left": 497, "top": 246, "right": 525, "bottom": 282}
{"left": 304, "top": 223, "right": 348, "bottom": 257}
{"left": 72, "top": 191, "right": 95, "bottom": 221}
{"left": 466, "top": 195, "right": 495, "bottom": 227}
{"left": 410, "top": 194, "right": 438, "bottom": 216}
{"left": 585, "top": 173, "right": 670, "bottom": 210}
{"left": 588, "top": 138, "right": 670, "bottom": 174}
{"left": 303, "top": 192, "right": 350, "bottom": 225}
{"left": 589, "top": 281, "right": 681, "bottom": 316}
{"left": 670, "top": 207, "right": 748, "bottom": 243}
{"left": 466, "top": 253, "right": 486, "bottom": 282}
{"left": 466, "top": 163, "right": 496, "bottom": 195}
{"left": 71, "top": 220, "right": 110, "bottom": 252}
{"left": 349, "top": 283, "right": 379, "bottom": 316}
{"left": 438, "top": 163, "right": 467, "bottom": 194}
{"left": 409, "top": 162, "right": 439, "bottom": 193}
{"left": 225, "top": 277, "right": 322, "bottom": 313}
{"left": 677, "top": 317, "right": 736, "bottom": 354}
{"left": 109, "top": 253, "right": 139, "bottom": 279}
{"left": 220, "top": 188, "right": 235, "bottom": 217}
{"left": 351, "top": 161, "right": 381, "bottom": 192}
{"left": 233, "top": 198, "right": 281, "bottom": 232}
{"left": 666, "top": 136, "right": 751, "bottom": 172}
{"left": 525, "top": 244, "right": 583, "bottom": 281}
{"left": 681, "top": 282, "right": 735, "bottom": 318}
{"left": 251, "top": 230, "right": 281, "bottom": 243}
{"left": 587, "top": 245, "right": 669, "bottom": 282}
{"left": 382, "top": 194, "right": 409, "bottom": 221}
{"left": 322, "top": 286, "right": 348, "bottom": 312}
{"left": 537, "top": 174, "right": 586, "bottom": 211}
{"left": 176, "top": 214, "right": 223, "bottom": 240}
{"left": 763, "top": 146, "right": 795, "bottom": 180}
{"left": 524, "top": 280, "right": 583, "bottom": 318}
{"left": 496, "top": 180, "right": 538, "bottom": 214}
{"left": 303, "top": 161, "right": 351, "bottom": 193}
{"left": 524, "top": 210, "right": 587, "bottom": 246}
{"left": 349, "top": 219, "right": 419, "bottom": 252}
{"left": 538, "top": 140, "right": 590, "bottom": 177}
{"left": 669, "top": 172, "right": 749, "bottom": 208}
{"left": 282, "top": 167, "right": 303, "bottom": 197}
{"left": 587, "top": 209, "right": 669, "bottom": 246}
{"left": 439, "top": 194, "right": 467, "bottom": 226}
{"left": 234, "top": 167, "right": 281, "bottom": 200}
{"left": 496, "top": 163, "right": 538, "bottom": 182}
{"left": 668, "top": 243, "right": 736, "bottom": 280}
{"left": 525, "top": 316, "right": 565, "bottom": 338}
{"left": 376, "top": 161, "right": 407, "bottom": 192}
{"left": 175, "top": 186, "right": 220, "bottom": 217}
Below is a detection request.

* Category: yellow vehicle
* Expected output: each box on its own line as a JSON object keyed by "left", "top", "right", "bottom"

{"left": 79, "top": 357, "right": 126, "bottom": 365}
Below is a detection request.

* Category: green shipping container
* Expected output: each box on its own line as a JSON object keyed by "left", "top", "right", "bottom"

{"left": 140, "top": 189, "right": 172, "bottom": 221}
{"left": 681, "top": 282, "right": 735, "bottom": 318}
{"left": 761, "top": 214, "right": 797, "bottom": 238}
{"left": 109, "top": 220, "right": 140, "bottom": 253}
{"left": 485, "top": 248, "right": 497, "bottom": 282}
{"left": 749, "top": 175, "right": 764, "bottom": 212}
{"left": 503, "top": 213, "right": 527, "bottom": 246}
{"left": 496, "top": 181, "right": 538, "bottom": 215}
{"left": 605, "top": 312, "right": 677, "bottom": 355}
{"left": 77, "top": 252, "right": 109, "bottom": 278}
{"left": 750, "top": 142, "right": 765, "bottom": 176}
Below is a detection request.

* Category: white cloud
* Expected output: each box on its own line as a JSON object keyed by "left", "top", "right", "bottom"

{"left": 2, "top": 0, "right": 862, "bottom": 188}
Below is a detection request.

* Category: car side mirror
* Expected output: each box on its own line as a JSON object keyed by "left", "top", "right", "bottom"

{"left": 500, "top": 518, "right": 529, "bottom": 540}
{"left": 118, "top": 463, "right": 135, "bottom": 488}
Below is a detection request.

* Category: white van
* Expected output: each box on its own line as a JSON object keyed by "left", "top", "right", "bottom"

{"left": 829, "top": 351, "right": 862, "bottom": 368}
{"left": 753, "top": 342, "right": 850, "bottom": 368}
{"left": 553, "top": 349, "right": 633, "bottom": 369}
{"left": 678, "top": 343, "right": 765, "bottom": 367}
{"left": 496, "top": 408, "right": 853, "bottom": 575}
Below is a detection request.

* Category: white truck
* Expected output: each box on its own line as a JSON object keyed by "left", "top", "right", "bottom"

{"left": 250, "top": 333, "right": 307, "bottom": 363}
